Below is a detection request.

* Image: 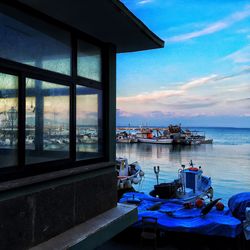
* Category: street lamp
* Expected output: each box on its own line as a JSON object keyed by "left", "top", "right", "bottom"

{"left": 7, "top": 106, "right": 18, "bottom": 147}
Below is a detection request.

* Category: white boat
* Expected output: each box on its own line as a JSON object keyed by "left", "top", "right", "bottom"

{"left": 116, "top": 132, "right": 138, "bottom": 143}
{"left": 116, "top": 157, "right": 144, "bottom": 190}
{"left": 136, "top": 128, "right": 173, "bottom": 144}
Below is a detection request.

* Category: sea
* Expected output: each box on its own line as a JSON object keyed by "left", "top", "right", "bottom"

{"left": 116, "top": 127, "right": 250, "bottom": 203}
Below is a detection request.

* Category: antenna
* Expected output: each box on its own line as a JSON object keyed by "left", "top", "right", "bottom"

{"left": 154, "top": 166, "right": 160, "bottom": 185}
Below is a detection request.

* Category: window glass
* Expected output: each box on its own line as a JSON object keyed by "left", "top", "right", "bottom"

{"left": 0, "top": 4, "right": 71, "bottom": 75}
{"left": 76, "top": 85, "right": 103, "bottom": 160}
{"left": 77, "top": 41, "right": 101, "bottom": 81}
{"left": 26, "top": 78, "right": 70, "bottom": 164}
{"left": 0, "top": 72, "right": 18, "bottom": 167}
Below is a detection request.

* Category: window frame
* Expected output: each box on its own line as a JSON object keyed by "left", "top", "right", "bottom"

{"left": 0, "top": 1, "right": 108, "bottom": 181}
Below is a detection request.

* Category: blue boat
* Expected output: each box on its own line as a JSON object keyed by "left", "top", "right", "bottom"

{"left": 119, "top": 162, "right": 248, "bottom": 238}
{"left": 120, "top": 192, "right": 242, "bottom": 238}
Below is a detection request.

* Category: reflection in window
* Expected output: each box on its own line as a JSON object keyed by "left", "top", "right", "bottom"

{"left": 0, "top": 4, "right": 71, "bottom": 75}
{"left": 0, "top": 72, "right": 18, "bottom": 167}
{"left": 76, "top": 85, "right": 103, "bottom": 160}
{"left": 26, "top": 78, "right": 70, "bottom": 164}
{"left": 77, "top": 40, "right": 101, "bottom": 81}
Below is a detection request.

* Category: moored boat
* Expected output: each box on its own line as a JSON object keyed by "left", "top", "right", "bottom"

{"left": 116, "top": 132, "right": 138, "bottom": 143}
{"left": 149, "top": 160, "right": 213, "bottom": 203}
{"left": 136, "top": 128, "right": 173, "bottom": 144}
{"left": 138, "top": 137, "right": 173, "bottom": 144}
{"left": 119, "top": 163, "right": 248, "bottom": 239}
{"left": 116, "top": 157, "right": 144, "bottom": 191}
{"left": 119, "top": 191, "right": 242, "bottom": 238}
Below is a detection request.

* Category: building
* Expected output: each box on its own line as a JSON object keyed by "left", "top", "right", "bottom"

{"left": 0, "top": 0, "right": 163, "bottom": 249}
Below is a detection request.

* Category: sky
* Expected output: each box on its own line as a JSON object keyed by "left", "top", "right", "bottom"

{"left": 117, "top": 0, "right": 250, "bottom": 128}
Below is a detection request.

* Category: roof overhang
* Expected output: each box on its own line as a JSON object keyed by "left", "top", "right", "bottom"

{"left": 18, "top": 0, "right": 164, "bottom": 53}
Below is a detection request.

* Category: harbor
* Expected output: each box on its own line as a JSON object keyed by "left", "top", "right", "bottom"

{"left": 114, "top": 128, "right": 250, "bottom": 249}
{"left": 116, "top": 124, "right": 213, "bottom": 145}
{"left": 116, "top": 128, "right": 250, "bottom": 202}
{"left": 0, "top": 0, "right": 249, "bottom": 249}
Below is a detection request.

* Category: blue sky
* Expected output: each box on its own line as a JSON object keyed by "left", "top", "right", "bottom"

{"left": 117, "top": 0, "right": 250, "bottom": 127}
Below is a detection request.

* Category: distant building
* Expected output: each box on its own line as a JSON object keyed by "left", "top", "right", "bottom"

{"left": 0, "top": 0, "right": 163, "bottom": 249}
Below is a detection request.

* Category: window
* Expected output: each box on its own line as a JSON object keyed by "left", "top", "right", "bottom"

{"left": 76, "top": 85, "right": 103, "bottom": 160}
{"left": 77, "top": 40, "right": 102, "bottom": 82}
{"left": 0, "top": 72, "right": 18, "bottom": 167}
{"left": 0, "top": 4, "right": 71, "bottom": 75}
{"left": 0, "top": 2, "right": 105, "bottom": 177}
{"left": 25, "top": 78, "right": 70, "bottom": 164}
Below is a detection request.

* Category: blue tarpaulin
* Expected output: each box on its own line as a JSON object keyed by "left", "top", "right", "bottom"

{"left": 228, "top": 192, "right": 250, "bottom": 221}
{"left": 120, "top": 192, "right": 242, "bottom": 238}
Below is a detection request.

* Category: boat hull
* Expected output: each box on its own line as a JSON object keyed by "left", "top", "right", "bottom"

{"left": 119, "top": 192, "right": 242, "bottom": 238}
{"left": 138, "top": 138, "right": 173, "bottom": 144}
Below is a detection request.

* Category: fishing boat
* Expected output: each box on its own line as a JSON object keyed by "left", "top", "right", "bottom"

{"left": 116, "top": 132, "right": 138, "bottom": 143}
{"left": 149, "top": 160, "right": 213, "bottom": 203}
{"left": 138, "top": 137, "right": 173, "bottom": 144}
{"left": 120, "top": 191, "right": 242, "bottom": 238}
{"left": 116, "top": 157, "right": 144, "bottom": 191}
{"left": 136, "top": 128, "right": 173, "bottom": 144}
{"left": 119, "top": 162, "right": 247, "bottom": 239}
{"left": 168, "top": 125, "right": 213, "bottom": 145}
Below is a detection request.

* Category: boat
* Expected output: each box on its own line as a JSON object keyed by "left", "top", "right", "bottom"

{"left": 116, "top": 132, "right": 138, "bottom": 143}
{"left": 136, "top": 128, "right": 173, "bottom": 144}
{"left": 167, "top": 125, "right": 192, "bottom": 145}
{"left": 188, "top": 130, "right": 213, "bottom": 144}
{"left": 149, "top": 160, "right": 212, "bottom": 203}
{"left": 138, "top": 137, "right": 173, "bottom": 144}
{"left": 120, "top": 191, "right": 242, "bottom": 238}
{"left": 116, "top": 157, "right": 144, "bottom": 191}
{"left": 118, "top": 163, "right": 247, "bottom": 239}
{"left": 167, "top": 125, "right": 213, "bottom": 145}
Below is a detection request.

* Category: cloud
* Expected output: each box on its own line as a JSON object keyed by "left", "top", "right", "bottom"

{"left": 137, "top": 0, "right": 153, "bottom": 5}
{"left": 117, "top": 89, "right": 183, "bottom": 103}
{"left": 165, "top": 5, "right": 250, "bottom": 43}
{"left": 211, "top": 66, "right": 250, "bottom": 83}
{"left": 226, "top": 83, "right": 250, "bottom": 92}
{"left": 117, "top": 66, "right": 250, "bottom": 121}
{"left": 180, "top": 75, "right": 218, "bottom": 90}
{"left": 227, "top": 98, "right": 250, "bottom": 104}
{"left": 118, "top": 67, "right": 250, "bottom": 107}
{"left": 236, "top": 28, "right": 250, "bottom": 34}
{"left": 223, "top": 45, "right": 250, "bottom": 63}
{"left": 164, "top": 100, "right": 219, "bottom": 110}
{"left": 116, "top": 109, "right": 135, "bottom": 117}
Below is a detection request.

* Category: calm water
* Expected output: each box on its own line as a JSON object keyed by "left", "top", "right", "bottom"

{"left": 116, "top": 127, "right": 250, "bottom": 203}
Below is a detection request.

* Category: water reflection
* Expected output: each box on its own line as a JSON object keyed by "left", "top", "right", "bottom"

{"left": 116, "top": 143, "right": 250, "bottom": 202}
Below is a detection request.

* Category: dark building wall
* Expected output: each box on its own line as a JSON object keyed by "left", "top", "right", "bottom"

{"left": 0, "top": 163, "right": 117, "bottom": 250}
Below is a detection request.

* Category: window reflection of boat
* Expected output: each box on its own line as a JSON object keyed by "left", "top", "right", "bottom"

{"left": 0, "top": 138, "right": 11, "bottom": 146}
{"left": 77, "top": 135, "right": 98, "bottom": 144}
{"left": 25, "top": 136, "right": 34, "bottom": 144}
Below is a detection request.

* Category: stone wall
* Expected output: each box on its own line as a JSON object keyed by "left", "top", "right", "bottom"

{"left": 0, "top": 164, "right": 117, "bottom": 250}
